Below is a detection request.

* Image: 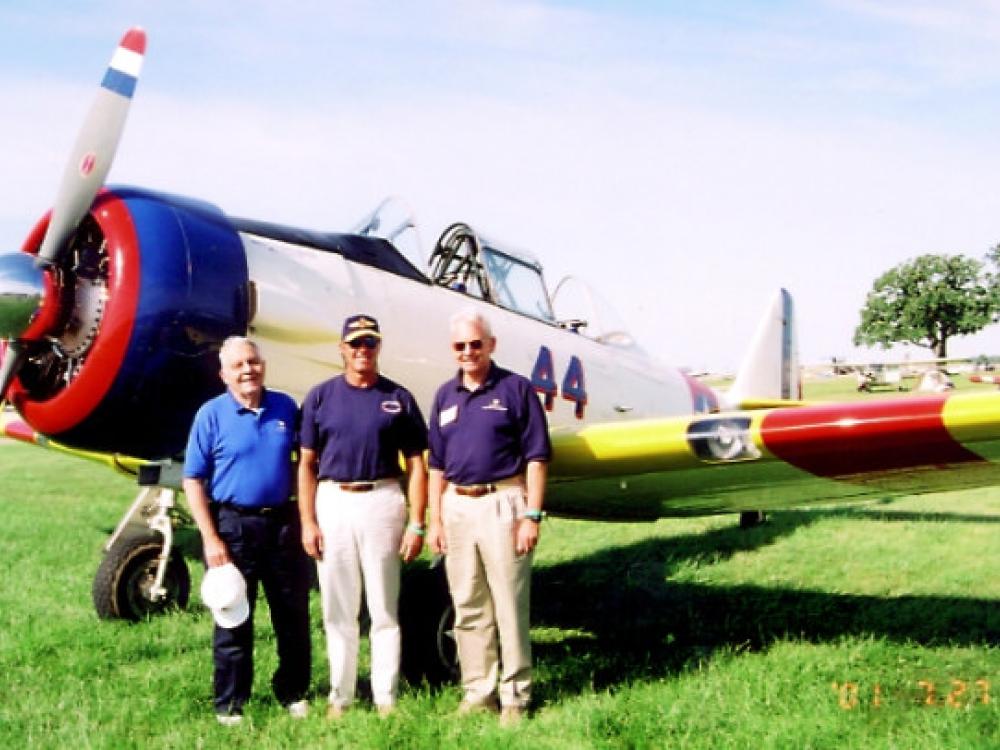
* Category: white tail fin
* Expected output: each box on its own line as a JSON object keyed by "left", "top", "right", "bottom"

{"left": 726, "top": 289, "right": 800, "bottom": 406}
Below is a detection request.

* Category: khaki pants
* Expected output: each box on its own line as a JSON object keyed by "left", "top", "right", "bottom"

{"left": 442, "top": 481, "right": 533, "bottom": 708}
{"left": 315, "top": 480, "right": 406, "bottom": 708}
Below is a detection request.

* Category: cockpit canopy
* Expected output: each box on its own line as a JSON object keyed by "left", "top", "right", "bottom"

{"left": 355, "top": 201, "right": 639, "bottom": 349}
{"left": 551, "top": 275, "right": 636, "bottom": 348}
{"left": 428, "top": 223, "right": 554, "bottom": 323}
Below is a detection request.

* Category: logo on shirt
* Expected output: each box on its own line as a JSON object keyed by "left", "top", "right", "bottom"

{"left": 275, "top": 420, "right": 289, "bottom": 432}
{"left": 381, "top": 400, "right": 402, "bottom": 414}
{"left": 482, "top": 398, "right": 508, "bottom": 412}
{"left": 440, "top": 405, "right": 458, "bottom": 426}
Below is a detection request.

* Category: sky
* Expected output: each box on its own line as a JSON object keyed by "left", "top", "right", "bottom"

{"left": 3, "top": 1, "right": 1000, "bottom": 372}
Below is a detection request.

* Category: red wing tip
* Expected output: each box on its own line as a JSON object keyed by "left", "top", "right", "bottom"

{"left": 121, "top": 27, "right": 146, "bottom": 55}
{"left": 2, "top": 418, "right": 36, "bottom": 444}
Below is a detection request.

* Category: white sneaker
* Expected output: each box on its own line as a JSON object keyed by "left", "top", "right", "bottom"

{"left": 216, "top": 713, "right": 243, "bottom": 727}
{"left": 288, "top": 700, "right": 310, "bottom": 719}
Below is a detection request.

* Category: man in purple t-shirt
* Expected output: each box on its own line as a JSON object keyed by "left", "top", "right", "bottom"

{"left": 427, "top": 308, "right": 551, "bottom": 725}
{"left": 298, "top": 314, "right": 428, "bottom": 718}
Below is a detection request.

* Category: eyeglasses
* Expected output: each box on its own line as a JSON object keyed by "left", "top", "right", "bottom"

{"left": 452, "top": 339, "right": 484, "bottom": 352}
{"left": 347, "top": 336, "right": 379, "bottom": 350}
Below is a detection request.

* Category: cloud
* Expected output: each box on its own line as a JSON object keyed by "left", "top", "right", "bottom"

{"left": 4, "top": 2, "right": 1000, "bottom": 370}
{"left": 835, "top": 0, "right": 1000, "bottom": 39}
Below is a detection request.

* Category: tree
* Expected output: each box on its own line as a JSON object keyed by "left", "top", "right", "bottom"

{"left": 853, "top": 253, "right": 998, "bottom": 358}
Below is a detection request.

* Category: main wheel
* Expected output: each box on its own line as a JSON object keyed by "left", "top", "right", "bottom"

{"left": 739, "top": 511, "right": 767, "bottom": 529}
{"left": 400, "top": 561, "right": 458, "bottom": 685}
{"left": 92, "top": 526, "right": 191, "bottom": 621}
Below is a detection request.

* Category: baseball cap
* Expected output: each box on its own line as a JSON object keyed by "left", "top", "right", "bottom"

{"left": 200, "top": 563, "right": 250, "bottom": 629}
{"left": 341, "top": 314, "right": 381, "bottom": 343}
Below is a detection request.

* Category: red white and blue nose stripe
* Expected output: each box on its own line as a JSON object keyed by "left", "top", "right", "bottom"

{"left": 101, "top": 28, "right": 145, "bottom": 98}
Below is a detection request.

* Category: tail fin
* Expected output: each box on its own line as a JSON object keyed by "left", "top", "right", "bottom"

{"left": 726, "top": 288, "right": 800, "bottom": 407}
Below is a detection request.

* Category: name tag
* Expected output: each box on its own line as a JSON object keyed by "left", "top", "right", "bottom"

{"left": 440, "top": 405, "right": 458, "bottom": 426}
{"left": 381, "top": 400, "right": 402, "bottom": 414}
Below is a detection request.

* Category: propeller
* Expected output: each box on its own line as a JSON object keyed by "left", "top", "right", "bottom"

{"left": 35, "top": 27, "right": 146, "bottom": 269}
{"left": 0, "top": 341, "right": 28, "bottom": 405}
{"left": 0, "top": 254, "right": 45, "bottom": 401}
{"left": 1, "top": 27, "right": 146, "bottom": 404}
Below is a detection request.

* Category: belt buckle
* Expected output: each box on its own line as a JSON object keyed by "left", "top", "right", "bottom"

{"left": 456, "top": 483, "right": 496, "bottom": 498}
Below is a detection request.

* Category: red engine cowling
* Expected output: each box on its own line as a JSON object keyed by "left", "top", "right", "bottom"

{"left": 8, "top": 187, "right": 251, "bottom": 459}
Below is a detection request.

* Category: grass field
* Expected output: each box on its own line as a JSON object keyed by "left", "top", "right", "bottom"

{"left": 1, "top": 378, "right": 999, "bottom": 748}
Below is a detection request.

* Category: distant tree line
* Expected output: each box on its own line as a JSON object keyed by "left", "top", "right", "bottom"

{"left": 853, "top": 243, "right": 1000, "bottom": 358}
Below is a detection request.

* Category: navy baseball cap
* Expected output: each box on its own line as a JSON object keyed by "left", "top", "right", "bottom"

{"left": 342, "top": 314, "right": 381, "bottom": 342}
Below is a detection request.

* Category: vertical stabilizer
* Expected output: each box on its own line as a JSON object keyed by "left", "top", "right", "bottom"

{"left": 726, "top": 289, "right": 800, "bottom": 406}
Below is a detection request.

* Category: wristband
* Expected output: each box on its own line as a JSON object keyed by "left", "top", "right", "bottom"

{"left": 522, "top": 509, "right": 544, "bottom": 522}
{"left": 407, "top": 522, "right": 426, "bottom": 537}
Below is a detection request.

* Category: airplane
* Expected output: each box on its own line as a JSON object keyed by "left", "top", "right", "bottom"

{"left": 809, "top": 357, "right": 982, "bottom": 393}
{"left": 4, "top": 28, "right": 1000, "bottom": 680}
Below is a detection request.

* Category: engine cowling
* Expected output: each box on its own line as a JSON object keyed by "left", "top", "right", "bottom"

{"left": 8, "top": 187, "right": 250, "bottom": 458}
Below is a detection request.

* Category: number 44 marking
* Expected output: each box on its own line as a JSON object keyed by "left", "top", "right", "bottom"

{"left": 530, "top": 345, "right": 588, "bottom": 419}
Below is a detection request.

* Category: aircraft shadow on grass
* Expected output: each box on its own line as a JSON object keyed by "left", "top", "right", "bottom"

{"left": 530, "top": 509, "right": 1000, "bottom": 702}
{"left": 795, "top": 507, "right": 1000, "bottom": 525}
{"left": 100, "top": 501, "right": 999, "bottom": 701}
{"left": 107, "top": 502, "right": 997, "bottom": 574}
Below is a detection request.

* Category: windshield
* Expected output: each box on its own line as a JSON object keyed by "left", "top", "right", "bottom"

{"left": 352, "top": 196, "right": 425, "bottom": 272}
{"left": 481, "top": 247, "right": 554, "bottom": 322}
{"left": 551, "top": 275, "right": 636, "bottom": 347}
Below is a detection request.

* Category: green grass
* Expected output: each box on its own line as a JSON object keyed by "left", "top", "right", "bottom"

{"left": 704, "top": 370, "right": 1000, "bottom": 402}
{"left": 1, "top": 440, "right": 999, "bottom": 749}
{"left": 802, "top": 372, "right": 999, "bottom": 401}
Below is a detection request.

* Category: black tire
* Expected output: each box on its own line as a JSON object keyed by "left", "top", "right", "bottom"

{"left": 739, "top": 511, "right": 767, "bottom": 529}
{"left": 399, "top": 561, "right": 458, "bottom": 685}
{"left": 92, "top": 526, "right": 191, "bottom": 621}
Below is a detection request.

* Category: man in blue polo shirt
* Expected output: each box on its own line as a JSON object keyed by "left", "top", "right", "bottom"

{"left": 298, "top": 314, "right": 428, "bottom": 718}
{"left": 426, "top": 308, "right": 551, "bottom": 725}
{"left": 183, "top": 336, "right": 311, "bottom": 725}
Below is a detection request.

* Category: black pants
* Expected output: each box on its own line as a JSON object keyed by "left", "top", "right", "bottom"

{"left": 210, "top": 503, "right": 312, "bottom": 714}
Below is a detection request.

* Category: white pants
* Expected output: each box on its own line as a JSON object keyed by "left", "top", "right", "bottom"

{"left": 315, "top": 479, "right": 406, "bottom": 708}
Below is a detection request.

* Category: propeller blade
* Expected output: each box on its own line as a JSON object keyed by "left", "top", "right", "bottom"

{"left": 0, "top": 253, "right": 45, "bottom": 339}
{"left": 36, "top": 27, "right": 146, "bottom": 269}
{"left": 0, "top": 339, "right": 28, "bottom": 402}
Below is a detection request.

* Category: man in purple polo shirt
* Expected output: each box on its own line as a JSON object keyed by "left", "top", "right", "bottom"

{"left": 183, "top": 336, "right": 311, "bottom": 725}
{"left": 427, "top": 308, "right": 551, "bottom": 725}
{"left": 298, "top": 314, "right": 428, "bottom": 718}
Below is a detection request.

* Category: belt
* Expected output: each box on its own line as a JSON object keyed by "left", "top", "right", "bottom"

{"left": 452, "top": 483, "right": 498, "bottom": 498}
{"left": 337, "top": 482, "right": 376, "bottom": 493}
{"left": 217, "top": 502, "right": 287, "bottom": 516}
{"left": 450, "top": 475, "right": 525, "bottom": 498}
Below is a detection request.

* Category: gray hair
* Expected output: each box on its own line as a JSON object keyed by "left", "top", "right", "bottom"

{"left": 449, "top": 307, "right": 493, "bottom": 339}
{"left": 218, "top": 336, "right": 261, "bottom": 366}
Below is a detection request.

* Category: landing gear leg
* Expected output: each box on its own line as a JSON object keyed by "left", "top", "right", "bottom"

{"left": 92, "top": 486, "right": 191, "bottom": 621}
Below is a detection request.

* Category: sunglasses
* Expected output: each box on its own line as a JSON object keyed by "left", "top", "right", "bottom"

{"left": 347, "top": 336, "right": 379, "bottom": 350}
{"left": 452, "top": 339, "right": 485, "bottom": 352}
